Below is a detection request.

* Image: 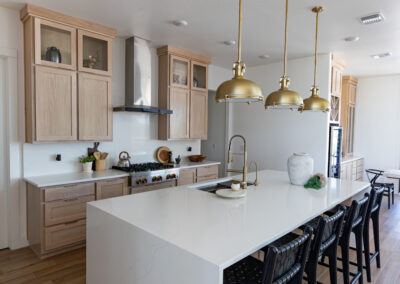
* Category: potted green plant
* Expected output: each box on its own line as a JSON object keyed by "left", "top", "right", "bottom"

{"left": 80, "top": 155, "right": 95, "bottom": 173}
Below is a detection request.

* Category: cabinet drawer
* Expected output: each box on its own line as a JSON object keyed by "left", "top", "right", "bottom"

{"left": 96, "top": 178, "right": 128, "bottom": 200}
{"left": 44, "top": 219, "right": 86, "bottom": 251}
{"left": 196, "top": 174, "right": 218, "bottom": 183}
{"left": 197, "top": 165, "right": 218, "bottom": 178}
{"left": 44, "top": 195, "right": 94, "bottom": 226}
{"left": 44, "top": 183, "right": 95, "bottom": 202}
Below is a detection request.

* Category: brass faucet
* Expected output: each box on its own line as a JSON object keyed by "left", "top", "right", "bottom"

{"left": 226, "top": 135, "right": 247, "bottom": 189}
{"left": 248, "top": 161, "right": 259, "bottom": 186}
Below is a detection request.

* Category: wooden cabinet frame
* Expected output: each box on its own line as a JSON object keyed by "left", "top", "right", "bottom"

{"left": 191, "top": 60, "right": 208, "bottom": 91}
{"left": 169, "top": 55, "right": 190, "bottom": 89}
{"left": 34, "top": 18, "right": 76, "bottom": 70}
{"left": 78, "top": 29, "right": 113, "bottom": 76}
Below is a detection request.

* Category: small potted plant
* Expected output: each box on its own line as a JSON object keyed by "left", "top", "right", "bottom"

{"left": 80, "top": 155, "right": 95, "bottom": 173}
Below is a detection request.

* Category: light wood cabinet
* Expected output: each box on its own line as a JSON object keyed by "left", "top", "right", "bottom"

{"left": 27, "top": 177, "right": 127, "bottom": 258}
{"left": 34, "top": 66, "right": 77, "bottom": 141}
{"left": 78, "top": 73, "right": 112, "bottom": 141}
{"left": 341, "top": 76, "right": 358, "bottom": 157}
{"left": 178, "top": 168, "right": 197, "bottom": 186}
{"left": 21, "top": 4, "right": 116, "bottom": 143}
{"left": 95, "top": 178, "right": 128, "bottom": 200}
{"left": 330, "top": 55, "right": 345, "bottom": 123}
{"left": 131, "top": 180, "right": 176, "bottom": 194}
{"left": 190, "top": 90, "right": 208, "bottom": 139}
{"left": 177, "top": 165, "right": 219, "bottom": 186}
{"left": 158, "top": 46, "right": 211, "bottom": 140}
{"left": 340, "top": 157, "right": 363, "bottom": 181}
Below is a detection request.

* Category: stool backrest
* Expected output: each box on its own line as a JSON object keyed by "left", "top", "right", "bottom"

{"left": 365, "top": 169, "right": 383, "bottom": 185}
{"left": 312, "top": 206, "right": 346, "bottom": 257}
{"left": 366, "top": 187, "right": 385, "bottom": 221}
{"left": 263, "top": 226, "right": 313, "bottom": 284}
{"left": 342, "top": 193, "right": 370, "bottom": 240}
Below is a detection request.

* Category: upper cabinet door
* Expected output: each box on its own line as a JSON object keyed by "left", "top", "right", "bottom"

{"left": 190, "top": 90, "right": 208, "bottom": 140}
{"left": 169, "top": 87, "right": 190, "bottom": 139}
{"left": 35, "top": 66, "right": 77, "bottom": 141}
{"left": 78, "top": 73, "right": 112, "bottom": 141}
{"left": 78, "top": 30, "right": 113, "bottom": 76}
{"left": 191, "top": 61, "right": 208, "bottom": 91}
{"left": 170, "top": 55, "right": 190, "bottom": 88}
{"left": 34, "top": 18, "right": 76, "bottom": 70}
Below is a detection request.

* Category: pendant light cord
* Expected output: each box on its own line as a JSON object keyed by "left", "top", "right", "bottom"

{"left": 283, "top": 0, "right": 288, "bottom": 77}
{"left": 237, "top": 0, "right": 242, "bottom": 63}
{"left": 313, "top": 10, "right": 319, "bottom": 88}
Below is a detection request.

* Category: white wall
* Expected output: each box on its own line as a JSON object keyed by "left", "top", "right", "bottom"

{"left": 354, "top": 75, "right": 400, "bottom": 182}
{"left": 229, "top": 55, "right": 331, "bottom": 174}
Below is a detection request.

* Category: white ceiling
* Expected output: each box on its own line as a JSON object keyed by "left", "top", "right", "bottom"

{"left": 2, "top": 0, "right": 400, "bottom": 77}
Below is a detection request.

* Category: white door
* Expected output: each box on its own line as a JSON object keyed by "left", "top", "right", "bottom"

{"left": 0, "top": 57, "right": 8, "bottom": 249}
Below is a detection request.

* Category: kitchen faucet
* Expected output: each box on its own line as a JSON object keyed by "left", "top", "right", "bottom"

{"left": 248, "top": 161, "right": 259, "bottom": 186}
{"left": 227, "top": 135, "right": 247, "bottom": 189}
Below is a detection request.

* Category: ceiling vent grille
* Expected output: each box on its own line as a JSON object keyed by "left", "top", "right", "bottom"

{"left": 359, "top": 12, "right": 385, "bottom": 25}
{"left": 371, "top": 52, "right": 392, "bottom": 59}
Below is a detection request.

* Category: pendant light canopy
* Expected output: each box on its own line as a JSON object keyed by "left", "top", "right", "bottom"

{"left": 265, "top": 0, "right": 303, "bottom": 110}
{"left": 216, "top": 0, "right": 263, "bottom": 103}
{"left": 302, "top": 7, "right": 330, "bottom": 112}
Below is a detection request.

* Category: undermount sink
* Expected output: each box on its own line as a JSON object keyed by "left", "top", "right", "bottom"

{"left": 195, "top": 180, "right": 255, "bottom": 194}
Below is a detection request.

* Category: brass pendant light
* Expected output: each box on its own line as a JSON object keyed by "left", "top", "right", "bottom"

{"left": 265, "top": 0, "right": 303, "bottom": 110}
{"left": 301, "top": 6, "right": 330, "bottom": 112}
{"left": 216, "top": 0, "right": 263, "bottom": 103}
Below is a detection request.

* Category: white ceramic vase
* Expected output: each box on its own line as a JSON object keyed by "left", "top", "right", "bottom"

{"left": 287, "top": 153, "right": 314, "bottom": 186}
{"left": 82, "top": 162, "right": 93, "bottom": 173}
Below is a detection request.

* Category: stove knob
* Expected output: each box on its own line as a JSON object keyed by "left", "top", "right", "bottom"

{"left": 166, "top": 174, "right": 171, "bottom": 179}
{"left": 152, "top": 176, "right": 157, "bottom": 182}
{"left": 158, "top": 176, "right": 162, "bottom": 181}
{"left": 136, "top": 179, "right": 141, "bottom": 185}
{"left": 143, "top": 178, "right": 147, "bottom": 183}
{"left": 171, "top": 174, "right": 176, "bottom": 178}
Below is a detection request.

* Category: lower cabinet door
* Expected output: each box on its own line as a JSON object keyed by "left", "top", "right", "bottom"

{"left": 44, "top": 219, "right": 86, "bottom": 251}
{"left": 95, "top": 178, "right": 128, "bottom": 200}
{"left": 78, "top": 73, "right": 112, "bottom": 141}
{"left": 178, "top": 168, "right": 196, "bottom": 186}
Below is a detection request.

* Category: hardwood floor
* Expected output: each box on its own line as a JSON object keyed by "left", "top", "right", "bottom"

{"left": 1, "top": 196, "right": 400, "bottom": 284}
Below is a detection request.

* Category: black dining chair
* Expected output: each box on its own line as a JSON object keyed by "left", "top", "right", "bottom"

{"left": 302, "top": 206, "right": 347, "bottom": 284}
{"left": 322, "top": 194, "right": 370, "bottom": 284}
{"left": 224, "top": 226, "right": 313, "bottom": 284}
{"left": 365, "top": 169, "right": 394, "bottom": 209}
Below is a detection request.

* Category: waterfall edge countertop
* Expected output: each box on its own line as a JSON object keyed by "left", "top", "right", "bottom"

{"left": 86, "top": 170, "right": 370, "bottom": 284}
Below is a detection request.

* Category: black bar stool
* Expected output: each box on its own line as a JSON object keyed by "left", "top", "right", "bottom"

{"left": 366, "top": 169, "right": 394, "bottom": 209}
{"left": 361, "top": 187, "right": 384, "bottom": 282}
{"left": 322, "top": 194, "right": 370, "bottom": 284}
{"left": 303, "top": 206, "right": 347, "bottom": 284}
{"left": 223, "top": 226, "right": 313, "bottom": 284}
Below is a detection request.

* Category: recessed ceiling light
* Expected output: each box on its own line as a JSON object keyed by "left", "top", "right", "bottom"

{"left": 371, "top": 52, "right": 392, "bottom": 59}
{"left": 172, "top": 20, "right": 188, "bottom": 27}
{"left": 223, "top": 40, "right": 236, "bottom": 46}
{"left": 359, "top": 12, "right": 385, "bottom": 25}
{"left": 344, "top": 36, "right": 360, "bottom": 42}
{"left": 259, "top": 54, "right": 270, "bottom": 59}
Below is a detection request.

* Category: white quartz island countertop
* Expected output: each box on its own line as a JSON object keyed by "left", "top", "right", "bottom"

{"left": 86, "top": 170, "right": 370, "bottom": 284}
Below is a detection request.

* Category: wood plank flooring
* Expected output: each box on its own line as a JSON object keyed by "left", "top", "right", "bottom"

{"left": 1, "top": 196, "right": 400, "bottom": 284}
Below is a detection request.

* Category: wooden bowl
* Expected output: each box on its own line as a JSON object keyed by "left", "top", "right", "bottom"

{"left": 188, "top": 155, "right": 206, "bottom": 162}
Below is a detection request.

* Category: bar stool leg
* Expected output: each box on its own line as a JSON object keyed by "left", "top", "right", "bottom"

{"left": 306, "top": 258, "right": 318, "bottom": 284}
{"left": 387, "top": 189, "right": 391, "bottom": 209}
{"left": 392, "top": 187, "right": 394, "bottom": 205}
{"left": 372, "top": 213, "right": 381, "bottom": 268}
{"left": 363, "top": 226, "right": 372, "bottom": 282}
{"left": 355, "top": 227, "right": 364, "bottom": 284}
{"left": 328, "top": 246, "right": 338, "bottom": 284}
{"left": 341, "top": 244, "right": 350, "bottom": 284}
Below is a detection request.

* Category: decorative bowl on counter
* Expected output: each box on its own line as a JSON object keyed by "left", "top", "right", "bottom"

{"left": 188, "top": 155, "right": 207, "bottom": 162}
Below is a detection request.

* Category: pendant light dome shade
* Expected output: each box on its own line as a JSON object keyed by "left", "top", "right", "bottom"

{"left": 265, "top": 76, "right": 303, "bottom": 109}
{"left": 302, "top": 6, "right": 330, "bottom": 112}
{"left": 216, "top": 62, "right": 263, "bottom": 103}
{"left": 216, "top": 0, "right": 263, "bottom": 103}
{"left": 265, "top": 0, "right": 303, "bottom": 110}
{"left": 302, "top": 87, "right": 330, "bottom": 112}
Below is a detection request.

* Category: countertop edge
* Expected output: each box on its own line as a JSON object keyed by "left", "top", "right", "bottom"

{"left": 176, "top": 160, "right": 221, "bottom": 170}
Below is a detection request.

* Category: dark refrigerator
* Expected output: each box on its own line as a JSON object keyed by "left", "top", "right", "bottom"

{"left": 328, "top": 125, "right": 343, "bottom": 178}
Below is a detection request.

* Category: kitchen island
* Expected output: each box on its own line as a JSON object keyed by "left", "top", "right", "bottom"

{"left": 86, "top": 170, "right": 369, "bottom": 284}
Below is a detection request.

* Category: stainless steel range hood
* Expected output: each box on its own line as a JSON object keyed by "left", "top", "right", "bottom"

{"left": 113, "top": 37, "right": 172, "bottom": 114}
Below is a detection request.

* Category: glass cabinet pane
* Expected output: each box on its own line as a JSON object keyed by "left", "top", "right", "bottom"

{"left": 172, "top": 58, "right": 188, "bottom": 87}
{"left": 82, "top": 35, "right": 108, "bottom": 72}
{"left": 192, "top": 63, "right": 207, "bottom": 89}
{"left": 40, "top": 24, "right": 72, "bottom": 65}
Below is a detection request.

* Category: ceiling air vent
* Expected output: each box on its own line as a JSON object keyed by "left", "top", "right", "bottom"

{"left": 371, "top": 52, "right": 392, "bottom": 59}
{"left": 359, "top": 12, "right": 385, "bottom": 25}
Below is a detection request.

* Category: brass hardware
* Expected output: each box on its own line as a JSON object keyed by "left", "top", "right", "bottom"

{"left": 265, "top": 0, "right": 303, "bottom": 110}
{"left": 226, "top": 135, "right": 247, "bottom": 189}
{"left": 301, "top": 6, "right": 330, "bottom": 112}
{"left": 248, "top": 161, "right": 259, "bottom": 186}
{"left": 216, "top": 0, "right": 263, "bottom": 103}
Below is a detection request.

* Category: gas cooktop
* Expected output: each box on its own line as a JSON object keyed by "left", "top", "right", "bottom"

{"left": 113, "top": 162, "right": 174, "bottom": 173}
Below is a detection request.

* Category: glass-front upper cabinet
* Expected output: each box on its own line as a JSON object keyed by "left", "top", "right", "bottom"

{"left": 170, "top": 55, "right": 190, "bottom": 88}
{"left": 78, "top": 30, "right": 112, "bottom": 76}
{"left": 34, "top": 18, "right": 76, "bottom": 69}
{"left": 191, "top": 61, "right": 208, "bottom": 90}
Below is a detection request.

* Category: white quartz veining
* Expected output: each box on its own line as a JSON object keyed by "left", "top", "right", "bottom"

{"left": 24, "top": 170, "right": 129, "bottom": 187}
{"left": 87, "top": 170, "right": 370, "bottom": 284}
